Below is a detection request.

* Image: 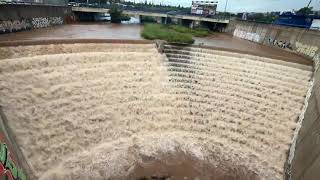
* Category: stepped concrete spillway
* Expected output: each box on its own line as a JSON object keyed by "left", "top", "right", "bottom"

{"left": 0, "top": 42, "right": 313, "bottom": 180}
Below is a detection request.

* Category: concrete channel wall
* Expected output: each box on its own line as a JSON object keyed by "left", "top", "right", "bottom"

{"left": 290, "top": 65, "right": 320, "bottom": 180}
{"left": 226, "top": 20, "right": 320, "bottom": 66}
{"left": 0, "top": 106, "right": 36, "bottom": 180}
{"left": 0, "top": 4, "right": 72, "bottom": 33}
{"left": 226, "top": 20, "right": 320, "bottom": 180}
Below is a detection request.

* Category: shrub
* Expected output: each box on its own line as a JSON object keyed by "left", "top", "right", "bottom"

{"left": 141, "top": 24, "right": 194, "bottom": 44}
{"left": 168, "top": 25, "right": 210, "bottom": 37}
{"left": 109, "top": 5, "right": 131, "bottom": 23}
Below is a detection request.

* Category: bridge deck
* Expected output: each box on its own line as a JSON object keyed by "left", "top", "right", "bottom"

{"left": 71, "top": 7, "right": 230, "bottom": 24}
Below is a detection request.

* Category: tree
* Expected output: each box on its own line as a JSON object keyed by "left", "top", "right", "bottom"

{"left": 297, "top": 6, "right": 313, "bottom": 15}
{"left": 109, "top": 5, "right": 130, "bottom": 23}
{"left": 109, "top": 5, "right": 123, "bottom": 23}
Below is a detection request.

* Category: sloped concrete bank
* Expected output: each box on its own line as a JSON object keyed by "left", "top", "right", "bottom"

{"left": 0, "top": 39, "right": 314, "bottom": 180}
{"left": 224, "top": 20, "right": 320, "bottom": 180}
{"left": 286, "top": 60, "right": 320, "bottom": 180}
{"left": 226, "top": 20, "right": 320, "bottom": 67}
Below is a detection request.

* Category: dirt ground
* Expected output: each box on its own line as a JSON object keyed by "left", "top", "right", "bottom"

{"left": 0, "top": 43, "right": 312, "bottom": 180}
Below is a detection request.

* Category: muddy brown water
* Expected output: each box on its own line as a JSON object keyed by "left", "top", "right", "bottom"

{"left": 0, "top": 23, "right": 312, "bottom": 66}
{"left": 0, "top": 23, "right": 143, "bottom": 41}
{"left": 0, "top": 23, "right": 313, "bottom": 180}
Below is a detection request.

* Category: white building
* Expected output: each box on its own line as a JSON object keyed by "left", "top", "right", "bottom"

{"left": 191, "top": 1, "right": 218, "bottom": 16}
{"left": 310, "top": 19, "right": 320, "bottom": 31}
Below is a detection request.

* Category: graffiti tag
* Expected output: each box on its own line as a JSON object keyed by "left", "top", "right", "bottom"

{"left": 0, "top": 20, "right": 30, "bottom": 33}
{"left": 268, "top": 38, "right": 292, "bottom": 49}
{"left": 233, "top": 29, "right": 260, "bottom": 43}
{"left": 0, "top": 143, "right": 26, "bottom": 180}
{"left": 295, "top": 42, "right": 319, "bottom": 57}
{"left": 313, "top": 53, "right": 320, "bottom": 70}
{"left": 0, "top": 17, "right": 63, "bottom": 33}
{"left": 32, "top": 17, "right": 63, "bottom": 29}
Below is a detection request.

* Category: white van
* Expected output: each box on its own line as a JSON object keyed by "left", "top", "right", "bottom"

{"left": 95, "top": 13, "right": 111, "bottom": 21}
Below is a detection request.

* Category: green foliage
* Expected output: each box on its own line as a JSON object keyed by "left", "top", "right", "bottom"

{"left": 140, "top": 16, "right": 157, "bottom": 23}
{"left": 121, "top": 15, "right": 131, "bottom": 21}
{"left": 141, "top": 24, "right": 195, "bottom": 44}
{"left": 168, "top": 25, "right": 210, "bottom": 37}
{"left": 246, "top": 13, "right": 278, "bottom": 23}
{"left": 109, "top": 5, "right": 130, "bottom": 23}
{"left": 297, "top": 6, "right": 313, "bottom": 15}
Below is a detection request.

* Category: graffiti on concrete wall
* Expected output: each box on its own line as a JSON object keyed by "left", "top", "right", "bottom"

{"left": 313, "top": 53, "right": 320, "bottom": 70}
{"left": 0, "top": 132, "right": 27, "bottom": 180}
{"left": 0, "top": 142, "right": 27, "bottom": 180}
{"left": 295, "top": 42, "right": 319, "bottom": 57}
{"left": 295, "top": 42, "right": 320, "bottom": 68}
{"left": 49, "top": 17, "right": 63, "bottom": 25}
{"left": 268, "top": 38, "right": 292, "bottom": 49}
{"left": 31, "top": 17, "right": 50, "bottom": 28}
{"left": 0, "top": 20, "right": 31, "bottom": 33}
{"left": 0, "top": 16, "right": 63, "bottom": 33}
{"left": 233, "top": 28, "right": 261, "bottom": 43}
{"left": 32, "top": 17, "right": 63, "bottom": 29}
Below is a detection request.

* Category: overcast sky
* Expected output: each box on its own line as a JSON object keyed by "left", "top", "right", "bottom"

{"left": 129, "top": 0, "right": 320, "bottom": 12}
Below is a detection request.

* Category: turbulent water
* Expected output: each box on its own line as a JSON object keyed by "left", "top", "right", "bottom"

{"left": 0, "top": 43, "right": 312, "bottom": 180}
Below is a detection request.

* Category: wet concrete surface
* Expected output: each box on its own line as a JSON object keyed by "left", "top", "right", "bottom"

{"left": 0, "top": 23, "right": 312, "bottom": 66}
{"left": 194, "top": 34, "right": 312, "bottom": 66}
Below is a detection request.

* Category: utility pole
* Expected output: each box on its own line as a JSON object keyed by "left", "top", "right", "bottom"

{"left": 224, "top": 0, "right": 229, "bottom": 18}
{"left": 307, "top": 0, "right": 312, "bottom": 8}
{"left": 224, "top": 0, "right": 228, "bottom": 13}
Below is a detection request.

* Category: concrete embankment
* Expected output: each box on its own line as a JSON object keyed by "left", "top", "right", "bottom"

{"left": 0, "top": 4, "right": 72, "bottom": 33}
{"left": 288, "top": 61, "right": 320, "bottom": 180}
{"left": 226, "top": 20, "right": 320, "bottom": 66}
{"left": 225, "top": 20, "right": 320, "bottom": 180}
{"left": 0, "top": 40, "right": 312, "bottom": 179}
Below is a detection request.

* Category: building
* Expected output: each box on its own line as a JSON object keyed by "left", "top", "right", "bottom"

{"left": 191, "top": 1, "right": 218, "bottom": 16}
{"left": 274, "top": 14, "right": 320, "bottom": 29}
{"left": 310, "top": 19, "right": 320, "bottom": 30}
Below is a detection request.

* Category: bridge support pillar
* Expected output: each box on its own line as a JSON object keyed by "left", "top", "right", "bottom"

{"left": 156, "top": 17, "right": 162, "bottom": 24}
{"left": 171, "top": 17, "right": 179, "bottom": 25}
{"left": 163, "top": 17, "right": 168, "bottom": 24}
{"left": 134, "top": 14, "right": 141, "bottom": 23}
{"left": 190, "top": 20, "right": 200, "bottom": 29}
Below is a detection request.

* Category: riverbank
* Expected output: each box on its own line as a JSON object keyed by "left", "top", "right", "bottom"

{"left": 0, "top": 23, "right": 311, "bottom": 65}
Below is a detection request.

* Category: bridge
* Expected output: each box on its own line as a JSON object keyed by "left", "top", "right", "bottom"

{"left": 72, "top": 6, "right": 229, "bottom": 29}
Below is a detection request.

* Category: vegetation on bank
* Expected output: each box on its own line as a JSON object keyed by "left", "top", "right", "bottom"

{"left": 168, "top": 25, "right": 210, "bottom": 37}
{"left": 141, "top": 24, "right": 211, "bottom": 44}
